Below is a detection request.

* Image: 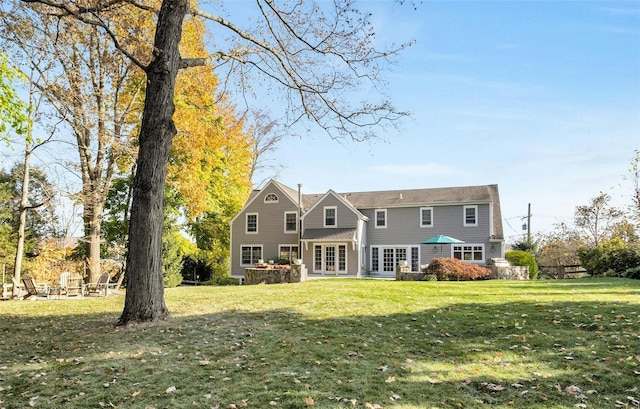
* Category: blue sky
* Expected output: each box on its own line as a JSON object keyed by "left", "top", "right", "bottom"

{"left": 247, "top": 1, "right": 640, "bottom": 241}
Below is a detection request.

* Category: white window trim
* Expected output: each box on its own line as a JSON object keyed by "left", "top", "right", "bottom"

{"left": 420, "top": 207, "right": 433, "bottom": 228}
{"left": 314, "top": 245, "right": 323, "bottom": 273}
{"left": 324, "top": 206, "right": 337, "bottom": 228}
{"left": 452, "top": 243, "right": 485, "bottom": 264}
{"left": 375, "top": 209, "right": 387, "bottom": 229}
{"left": 278, "top": 244, "right": 299, "bottom": 261}
{"left": 246, "top": 213, "right": 258, "bottom": 234}
{"left": 264, "top": 193, "right": 279, "bottom": 203}
{"left": 284, "top": 211, "right": 298, "bottom": 234}
{"left": 240, "top": 245, "right": 263, "bottom": 266}
{"left": 463, "top": 205, "right": 478, "bottom": 227}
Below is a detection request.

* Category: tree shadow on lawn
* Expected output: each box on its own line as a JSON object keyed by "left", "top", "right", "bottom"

{"left": 0, "top": 298, "right": 638, "bottom": 409}
{"left": 463, "top": 278, "right": 640, "bottom": 298}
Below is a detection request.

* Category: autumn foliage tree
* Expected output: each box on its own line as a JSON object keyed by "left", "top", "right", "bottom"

{"left": 16, "top": 0, "right": 410, "bottom": 325}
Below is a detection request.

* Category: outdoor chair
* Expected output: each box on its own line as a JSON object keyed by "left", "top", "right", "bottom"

{"left": 108, "top": 272, "right": 125, "bottom": 295}
{"left": 21, "top": 275, "right": 49, "bottom": 300}
{"left": 87, "top": 272, "right": 110, "bottom": 296}
{"left": 60, "top": 272, "right": 84, "bottom": 297}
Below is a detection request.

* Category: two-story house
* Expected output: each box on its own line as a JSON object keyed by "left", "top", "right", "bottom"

{"left": 229, "top": 179, "right": 504, "bottom": 281}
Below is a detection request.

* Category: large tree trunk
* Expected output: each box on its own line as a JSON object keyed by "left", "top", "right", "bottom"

{"left": 84, "top": 198, "right": 103, "bottom": 284}
{"left": 118, "top": 0, "right": 188, "bottom": 325}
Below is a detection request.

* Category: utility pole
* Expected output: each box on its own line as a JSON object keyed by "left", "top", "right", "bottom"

{"left": 527, "top": 203, "right": 531, "bottom": 244}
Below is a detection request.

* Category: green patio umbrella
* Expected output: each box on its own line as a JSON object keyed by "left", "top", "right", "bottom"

{"left": 422, "top": 234, "right": 464, "bottom": 256}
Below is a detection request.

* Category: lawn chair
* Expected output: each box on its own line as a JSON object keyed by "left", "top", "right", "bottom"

{"left": 87, "top": 272, "right": 110, "bottom": 296}
{"left": 21, "top": 275, "right": 49, "bottom": 300}
{"left": 60, "top": 272, "right": 84, "bottom": 297}
{"left": 108, "top": 272, "right": 125, "bottom": 295}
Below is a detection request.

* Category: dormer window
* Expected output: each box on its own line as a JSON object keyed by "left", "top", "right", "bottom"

{"left": 264, "top": 193, "right": 279, "bottom": 203}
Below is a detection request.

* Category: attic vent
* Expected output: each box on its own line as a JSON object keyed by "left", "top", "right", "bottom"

{"left": 399, "top": 193, "right": 403, "bottom": 200}
{"left": 264, "top": 193, "right": 279, "bottom": 203}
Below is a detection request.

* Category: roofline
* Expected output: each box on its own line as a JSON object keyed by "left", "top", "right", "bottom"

{"left": 301, "top": 189, "right": 367, "bottom": 221}
{"left": 229, "top": 179, "right": 299, "bottom": 226}
{"left": 354, "top": 200, "right": 494, "bottom": 210}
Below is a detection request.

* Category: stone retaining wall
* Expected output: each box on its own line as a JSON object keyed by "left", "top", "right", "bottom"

{"left": 489, "top": 265, "right": 529, "bottom": 280}
{"left": 395, "top": 265, "right": 426, "bottom": 281}
{"left": 244, "top": 264, "right": 306, "bottom": 285}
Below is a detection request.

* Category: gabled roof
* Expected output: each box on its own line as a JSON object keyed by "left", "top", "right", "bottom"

{"left": 301, "top": 189, "right": 367, "bottom": 221}
{"left": 229, "top": 179, "right": 301, "bottom": 226}
{"left": 271, "top": 180, "right": 300, "bottom": 205}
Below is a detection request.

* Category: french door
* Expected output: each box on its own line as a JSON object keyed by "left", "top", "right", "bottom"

{"left": 314, "top": 244, "right": 347, "bottom": 274}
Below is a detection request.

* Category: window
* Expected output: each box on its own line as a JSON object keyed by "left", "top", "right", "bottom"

{"left": 338, "top": 245, "right": 346, "bottom": 271}
{"left": 411, "top": 247, "right": 419, "bottom": 271}
{"left": 246, "top": 213, "right": 258, "bottom": 233}
{"left": 264, "top": 193, "right": 279, "bottom": 203}
{"left": 371, "top": 247, "right": 379, "bottom": 272}
{"left": 452, "top": 244, "right": 484, "bottom": 263}
{"left": 284, "top": 212, "right": 298, "bottom": 233}
{"left": 375, "top": 209, "right": 387, "bottom": 228}
{"left": 314, "top": 245, "right": 322, "bottom": 271}
{"left": 279, "top": 245, "right": 299, "bottom": 262}
{"left": 241, "top": 245, "right": 262, "bottom": 265}
{"left": 324, "top": 206, "right": 337, "bottom": 227}
{"left": 464, "top": 205, "right": 478, "bottom": 226}
{"left": 420, "top": 207, "right": 433, "bottom": 227}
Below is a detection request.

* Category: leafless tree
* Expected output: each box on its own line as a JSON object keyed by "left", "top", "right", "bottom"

{"left": 574, "top": 193, "right": 624, "bottom": 247}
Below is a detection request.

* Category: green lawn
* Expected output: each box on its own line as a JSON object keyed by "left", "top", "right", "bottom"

{"left": 1, "top": 278, "right": 639, "bottom": 409}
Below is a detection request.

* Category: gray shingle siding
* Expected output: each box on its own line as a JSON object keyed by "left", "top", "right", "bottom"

{"left": 230, "top": 180, "right": 504, "bottom": 279}
{"left": 230, "top": 181, "right": 300, "bottom": 277}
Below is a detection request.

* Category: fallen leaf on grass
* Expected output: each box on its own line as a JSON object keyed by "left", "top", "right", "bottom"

{"left": 305, "top": 396, "right": 314, "bottom": 406}
{"left": 165, "top": 386, "right": 176, "bottom": 394}
{"left": 481, "top": 382, "right": 504, "bottom": 392}
{"left": 385, "top": 375, "right": 396, "bottom": 383}
{"left": 565, "top": 385, "right": 581, "bottom": 395}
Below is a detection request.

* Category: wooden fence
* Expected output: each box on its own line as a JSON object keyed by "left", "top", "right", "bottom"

{"left": 538, "top": 264, "right": 588, "bottom": 279}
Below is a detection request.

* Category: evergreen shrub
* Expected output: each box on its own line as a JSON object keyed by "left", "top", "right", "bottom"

{"left": 625, "top": 266, "right": 640, "bottom": 280}
{"left": 505, "top": 250, "right": 538, "bottom": 279}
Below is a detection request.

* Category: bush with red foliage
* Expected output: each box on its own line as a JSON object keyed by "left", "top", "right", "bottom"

{"left": 424, "top": 257, "right": 491, "bottom": 281}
